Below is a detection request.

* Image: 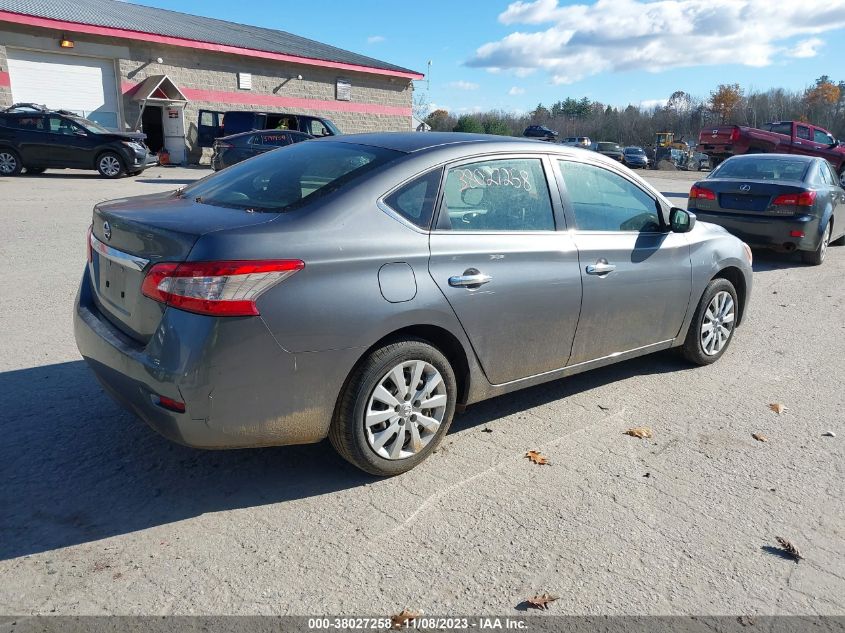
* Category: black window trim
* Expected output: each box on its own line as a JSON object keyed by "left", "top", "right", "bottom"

{"left": 553, "top": 155, "right": 669, "bottom": 235}
{"left": 431, "top": 152, "right": 563, "bottom": 235}
{"left": 377, "top": 166, "right": 446, "bottom": 234}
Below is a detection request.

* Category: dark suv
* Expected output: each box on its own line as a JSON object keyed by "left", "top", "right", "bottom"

{"left": 211, "top": 129, "right": 312, "bottom": 170}
{"left": 523, "top": 125, "right": 559, "bottom": 141}
{"left": 0, "top": 104, "right": 149, "bottom": 178}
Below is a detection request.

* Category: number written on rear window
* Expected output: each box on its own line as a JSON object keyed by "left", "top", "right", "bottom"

{"left": 558, "top": 160, "right": 661, "bottom": 232}
{"left": 383, "top": 169, "right": 442, "bottom": 229}
{"left": 440, "top": 158, "right": 555, "bottom": 231}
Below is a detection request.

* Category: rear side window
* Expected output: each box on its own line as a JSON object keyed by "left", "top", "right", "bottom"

{"left": 796, "top": 126, "right": 811, "bottom": 140}
{"left": 180, "top": 141, "right": 401, "bottom": 213}
{"left": 383, "top": 169, "right": 442, "bottom": 229}
{"left": 440, "top": 158, "right": 555, "bottom": 231}
{"left": 766, "top": 122, "right": 792, "bottom": 136}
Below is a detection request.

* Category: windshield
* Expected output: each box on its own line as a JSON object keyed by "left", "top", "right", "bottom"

{"left": 711, "top": 158, "right": 809, "bottom": 181}
{"left": 624, "top": 147, "right": 645, "bottom": 155}
{"left": 179, "top": 141, "right": 402, "bottom": 212}
{"left": 72, "top": 117, "right": 112, "bottom": 134}
{"left": 597, "top": 142, "right": 621, "bottom": 151}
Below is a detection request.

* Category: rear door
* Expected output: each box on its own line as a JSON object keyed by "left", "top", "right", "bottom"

{"left": 791, "top": 123, "right": 814, "bottom": 157}
{"left": 428, "top": 154, "right": 582, "bottom": 384}
{"left": 555, "top": 159, "right": 692, "bottom": 364}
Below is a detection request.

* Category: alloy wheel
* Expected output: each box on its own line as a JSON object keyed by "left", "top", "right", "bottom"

{"left": 364, "top": 360, "right": 448, "bottom": 460}
{"left": 700, "top": 290, "right": 735, "bottom": 356}
{"left": 99, "top": 155, "right": 121, "bottom": 177}
{"left": 0, "top": 152, "right": 17, "bottom": 174}
{"left": 820, "top": 223, "right": 830, "bottom": 262}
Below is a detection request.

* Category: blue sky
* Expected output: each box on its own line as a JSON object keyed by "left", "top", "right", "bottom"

{"left": 137, "top": 0, "right": 845, "bottom": 114}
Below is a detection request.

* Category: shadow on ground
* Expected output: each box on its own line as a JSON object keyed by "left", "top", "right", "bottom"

{"left": 0, "top": 350, "right": 689, "bottom": 560}
{"left": 134, "top": 178, "right": 200, "bottom": 185}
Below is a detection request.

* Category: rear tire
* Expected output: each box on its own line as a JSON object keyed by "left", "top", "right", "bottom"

{"left": 96, "top": 152, "right": 126, "bottom": 178}
{"left": 0, "top": 149, "right": 22, "bottom": 176}
{"left": 681, "top": 278, "right": 739, "bottom": 366}
{"left": 801, "top": 221, "right": 830, "bottom": 265}
{"left": 329, "top": 338, "right": 457, "bottom": 476}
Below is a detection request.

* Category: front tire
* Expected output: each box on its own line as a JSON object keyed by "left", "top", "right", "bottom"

{"left": 681, "top": 278, "right": 738, "bottom": 366}
{"left": 0, "top": 149, "right": 22, "bottom": 176}
{"left": 329, "top": 339, "right": 457, "bottom": 476}
{"left": 801, "top": 221, "right": 830, "bottom": 265}
{"left": 96, "top": 152, "right": 126, "bottom": 178}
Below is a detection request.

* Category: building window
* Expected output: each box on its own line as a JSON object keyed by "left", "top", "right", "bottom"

{"left": 336, "top": 79, "right": 351, "bottom": 101}
{"left": 238, "top": 73, "right": 252, "bottom": 90}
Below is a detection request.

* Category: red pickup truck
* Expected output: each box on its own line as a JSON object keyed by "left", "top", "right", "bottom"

{"left": 698, "top": 121, "right": 845, "bottom": 182}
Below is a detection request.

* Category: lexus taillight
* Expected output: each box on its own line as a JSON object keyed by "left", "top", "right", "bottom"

{"left": 772, "top": 191, "right": 816, "bottom": 207}
{"left": 689, "top": 185, "right": 716, "bottom": 200}
{"left": 86, "top": 224, "right": 93, "bottom": 263}
{"left": 141, "top": 260, "right": 304, "bottom": 316}
{"left": 729, "top": 127, "right": 740, "bottom": 142}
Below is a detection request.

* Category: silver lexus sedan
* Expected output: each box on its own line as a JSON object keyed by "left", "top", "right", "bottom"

{"left": 74, "top": 133, "right": 753, "bottom": 476}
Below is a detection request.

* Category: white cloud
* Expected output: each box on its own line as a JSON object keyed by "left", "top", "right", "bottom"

{"left": 788, "top": 37, "right": 824, "bottom": 58}
{"left": 447, "top": 80, "right": 480, "bottom": 90}
{"left": 367, "top": 35, "right": 385, "bottom": 44}
{"left": 508, "top": 86, "right": 526, "bottom": 95}
{"left": 467, "top": 0, "right": 845, "bottom": 84}
{"left": 639, "top": 98, "right": 669, "bottom": 110}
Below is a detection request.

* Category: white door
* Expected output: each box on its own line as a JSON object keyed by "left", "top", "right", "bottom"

{"left": 7, "top": 49, "right": 120, "bottom": 130}
{"left": 162, "top": 106, "right": 186, "bottom": 164}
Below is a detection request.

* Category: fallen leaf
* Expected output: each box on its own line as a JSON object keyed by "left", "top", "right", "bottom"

{"left": 775, "top": 536, "right": 803, "bottom": 562}
{"left": 526, "top": 593, "right": 559, "bottom": 610}
{"left": 391, "top": 609, "right": 421, "bottom": 629}
{"left": 768, "top": 403, "right": 786, "bottom": 415}
{"left": 752, "top": 433, "right": 768, "bottom": 442}
{"left": 597, "top": 404, "right": 610, "bottom": 411}
{"left": 481, "top": 428, "right": 493, "bottom": 433}
{"left": 525, "top": 450, "right": 550, "bottom": 465}
{"left": 624, "top": 427, "right": 653, "bottom": 439}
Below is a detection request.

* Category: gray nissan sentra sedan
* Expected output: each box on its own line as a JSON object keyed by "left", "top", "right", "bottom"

{"left": 74, "top": 133, "right": 753, "bottom": 476}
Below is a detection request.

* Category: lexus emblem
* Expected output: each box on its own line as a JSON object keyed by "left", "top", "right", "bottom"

{"left": 103, "top": 221, "right": 112, "bottom": 241}
{"left": 739, "top": 184, "right": 751, "bottom": 192}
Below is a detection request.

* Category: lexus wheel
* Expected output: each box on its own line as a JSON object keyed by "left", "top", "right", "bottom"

{"left": 96, "top": 152, "right": 126, "bottom": 178}
{"left": 0, "top": 150, "right": 22, "bottom": 176}
{"left": 330, "top": 338, "right": 457, "bottom": 476}
{"left": 802, "top": 221, "right": 830, "bottom": 266}
{"left": 681, "top": 278, "right": 738, "bottom": 365}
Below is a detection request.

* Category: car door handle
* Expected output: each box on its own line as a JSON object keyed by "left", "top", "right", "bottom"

{"left": 586, "top": 260, "right": 616, "bottom": 275}
{"left": 449, "top": 272, "right": 492, "bottom": 288}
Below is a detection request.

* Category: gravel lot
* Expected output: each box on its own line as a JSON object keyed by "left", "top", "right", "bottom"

{"left": 1, "top": 165, "right": 843, "bottom": 616}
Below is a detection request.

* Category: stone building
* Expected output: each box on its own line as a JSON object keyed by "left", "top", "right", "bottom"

{"left": 0, "top": 0, "right": 422, "bottom": 162}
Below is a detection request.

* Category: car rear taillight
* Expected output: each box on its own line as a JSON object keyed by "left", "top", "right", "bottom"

{"left": 141, "top": 260, "right": 304, "bottom": 316}
{"left": 729, "top": 127, "right": 740, "bottom": 142}
{"left": 772, "top": 191, "right": 816, "bottom": 207}
{"left": 86, "top": 224, "right": 93, "bottom": 263}
{"left": 689, "top": 185, "right": 716, "bottom": 200}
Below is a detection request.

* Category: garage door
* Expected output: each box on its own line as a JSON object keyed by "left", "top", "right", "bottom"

{"left": 7, "top": 49, "right": 119, "bottom": 129}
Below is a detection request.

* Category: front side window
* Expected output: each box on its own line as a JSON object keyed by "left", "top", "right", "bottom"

{"left": 179, "top": 141, "right": 401, "bottom": 213}
{"left": 306, "top": 119, "right": 331, "bottom": 137}
{"left": 383, "top": 169, "right": 442, "bottom": 229}
{"left": 47, "top": 115, "right": 78, "bottom": 135}
{"left": 558, "top": 160, "right": 660, "bottom": 232}
{"left": 440, "top": 158, "right": 555, "bottom": 231}
{"left": 813, "top": 129, "right": 834, "bottom": 145}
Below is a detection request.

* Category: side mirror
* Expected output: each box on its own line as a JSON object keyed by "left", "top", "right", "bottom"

{"left": 670, "top": 207, "right": 696, "bottom": 233}
{"left": 830, "top": 139, "right": 840, "bottom": 148}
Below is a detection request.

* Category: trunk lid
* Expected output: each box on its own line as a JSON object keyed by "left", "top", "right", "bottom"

{"left": 89, "top": 191, "right": 277, "bottom": 343}
{"left": 698, "top": 126, "right": 738, "bottom": 147}
{"left": 691, "top": 179, "right": 810, "bottom": 215}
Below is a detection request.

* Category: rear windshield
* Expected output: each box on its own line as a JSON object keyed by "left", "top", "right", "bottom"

{"left": 179, "top": 141, "right": 401, "bottom": 212}
{"left": 597, "top": 142, "right": 621, "bottom": 151}
{"left": 711, "top": 158, "right": 809, "bottom": 181}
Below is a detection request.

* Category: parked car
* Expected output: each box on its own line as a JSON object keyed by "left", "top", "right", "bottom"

{"left": 75, "top": 132, "right": 752, "bottom": 476}
{"left": 198, "top": 109, "right": 340, "bottom": 147}
{"left": 211, "top": 129, "right": 312, "bottom": 170}
{"left": 622, "top": 146, "right": 649, "bottom": 169}
{"left": 523, "top": 125, "right": 558, "bottom": 141}
{"left": 562, "top": 136, "right": 591, "bottom": 148}
{"left": 688, "top": 154, "right": 845, "bottom": 265}
{"left": 697, "top": 121, "right": 845, "bottom": 179}
{"left": 689, "top": 152, "right": 711, "bottom": 171}
{"left": 0, "top": 103, "right": 148, "bottom": 178}
{"left": 591, "top": 141, "right": 624, "bottom": 162}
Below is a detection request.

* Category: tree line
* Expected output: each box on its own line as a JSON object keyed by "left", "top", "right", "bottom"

{"left": 423, "top": 77, "right": 845, "bottom": 148}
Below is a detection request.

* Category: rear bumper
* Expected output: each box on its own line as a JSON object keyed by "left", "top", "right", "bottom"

{"left": 73, "top": 267, "right": 357, "bottom": 449}
{"left": 692, "top": 210, "right": 822, "bottom": 251}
